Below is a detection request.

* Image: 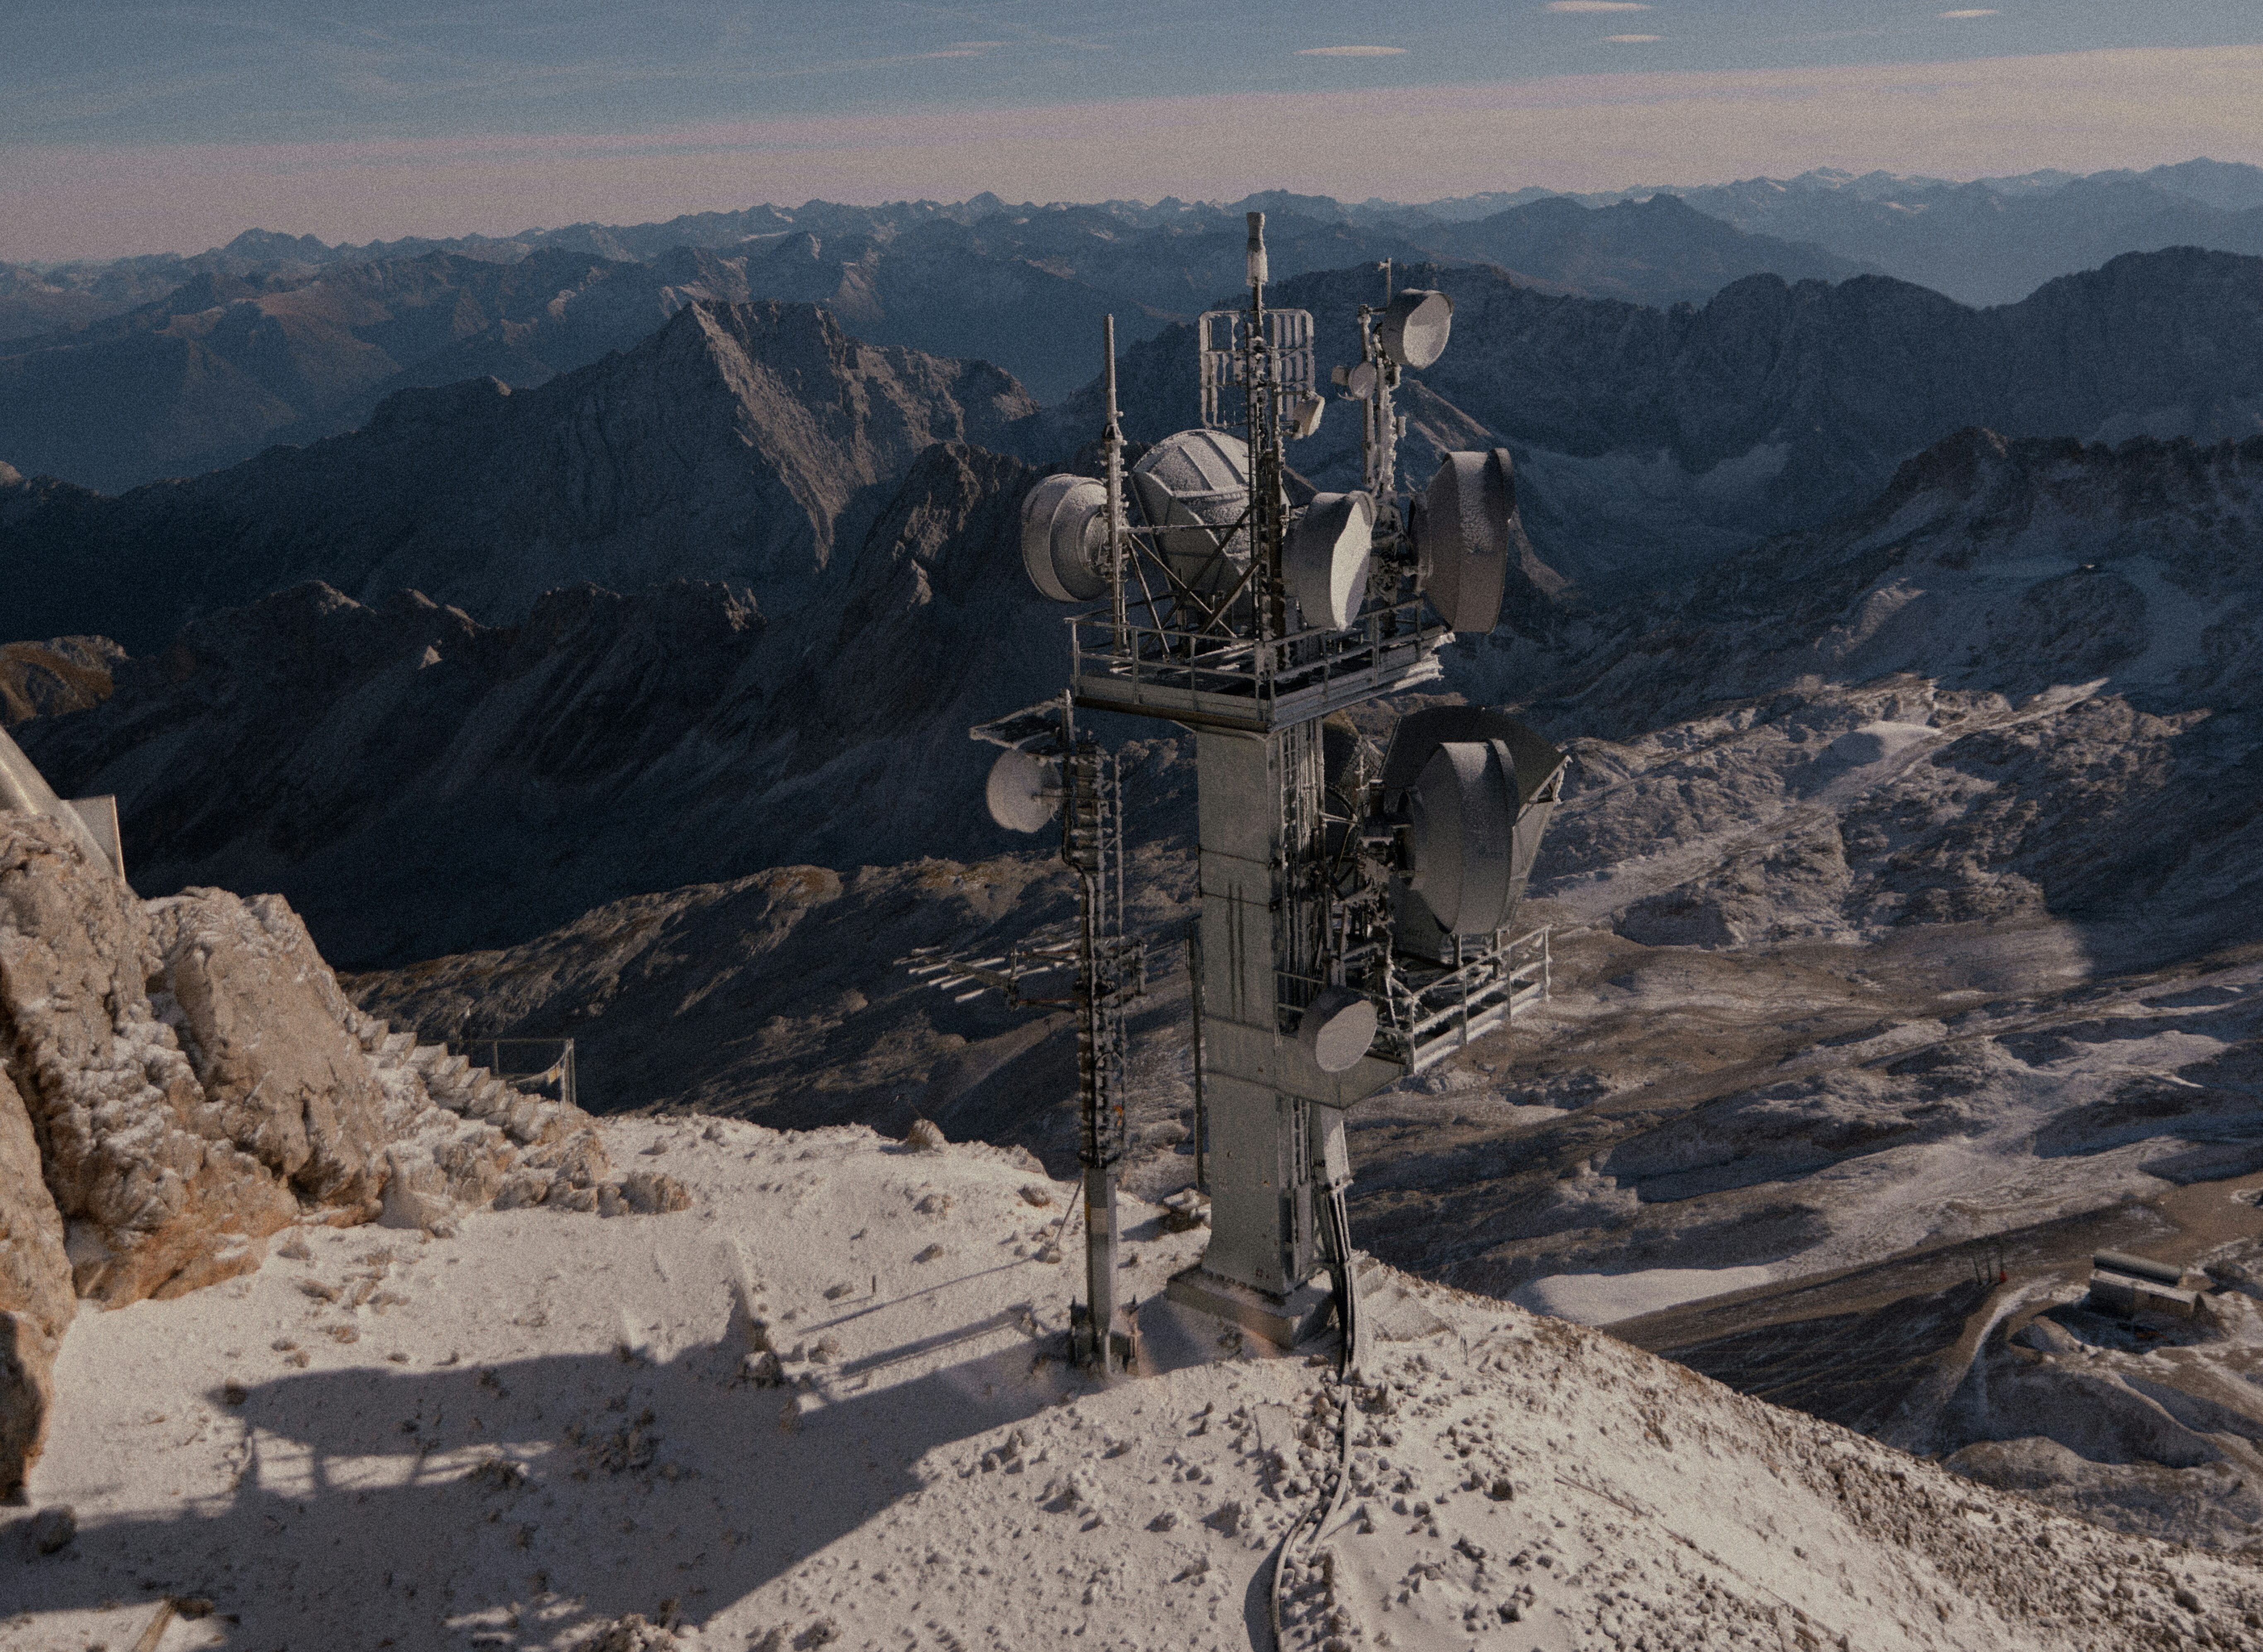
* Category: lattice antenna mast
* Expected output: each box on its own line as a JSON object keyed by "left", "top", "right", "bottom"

{"left": 975, "top": 225, "right": 1567, "bottom": 1365}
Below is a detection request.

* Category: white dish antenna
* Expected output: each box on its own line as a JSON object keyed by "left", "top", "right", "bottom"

{"left": 1417, "top": 448, "right": 1515, "bottom": 634}
{"left": 1406, "top": 739, "right": 1522, "bottom": 935}
{"left": 1286, "top": 491, "right": 1376, "bottom": 631}
{"left": 1331, "top": 361, "right": 1377, "bottom": 400}
{"left": 1131, "top": 430, "right": 1252, "bottom": 597}
{"left": 1020, "top": 474, "right": 1110, "bottom": 603}
{"left": 985, "top": 747, "right": 1061, "bottom": 833}
{"left": 1297, "top": 986, "right": 1379, "bottom": 1074}
{"left": 1381, "top": 707, "right": 1566, "bottom": 938}
{"left": 1377, "top": 288, "right": 1453, "bottom": 370}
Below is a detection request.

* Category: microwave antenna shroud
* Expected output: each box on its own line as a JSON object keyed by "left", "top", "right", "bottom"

{"left": 977, "top": 217, "right": 1564, "bottom": 1365}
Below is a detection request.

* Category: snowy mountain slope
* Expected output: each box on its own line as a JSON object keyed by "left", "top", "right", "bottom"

{"left": 12, "top": 1113, "right": 2263, "bottom": 1652}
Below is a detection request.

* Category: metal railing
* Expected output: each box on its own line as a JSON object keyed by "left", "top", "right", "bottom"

{"left": 457, "top": 1037, "right": 578, "bottom": 1112}
{"left": 1068, "top": 599, "right": 1445, "bottom": 729}
{"left": 1374, "top": 925, "right": 1551, "bottom": 1073}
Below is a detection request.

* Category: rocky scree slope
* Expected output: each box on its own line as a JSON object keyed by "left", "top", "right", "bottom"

{"left": 0, "top": 803, "right": 685, "bottom": 1499}
{"left": 1324, "top": 429, "right": 2263, "bottom": 1538}
{"left": 13, "top": 1108, "right": 2263, "bottom": 1652}
{"left": 8, "top": 441, "right": 1106, "bottom": 964}
{"left": 0, "top": 298, "right": 1034, "bottom": 652}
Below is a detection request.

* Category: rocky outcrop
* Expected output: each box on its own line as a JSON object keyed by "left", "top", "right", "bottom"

{"left": 0, "top": 1062, "right": 70, "bottom": 1497}
{"left": 0, "top": 812, "right": 295, "bottom": 1305}
{"left": 0, "top": 637, "right": 120, "bottom": 728}
{"left": 0, "top": 779, "right": 680, "bottom": 1493}
{"left": 146, "top": 889, "right": 395, "bottom": 1212}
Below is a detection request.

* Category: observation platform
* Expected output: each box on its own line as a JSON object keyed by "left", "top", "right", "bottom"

{"left": 1066, "top": 603, "right": 1446, "bottom": 733}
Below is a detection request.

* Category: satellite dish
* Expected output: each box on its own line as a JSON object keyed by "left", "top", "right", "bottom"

{"left": 1381, "top": 707, "right": 1565, "bottom": 938}
{"left": 1285, "top": 491, "right": 1375, "bottom": 631}
{"left": 1406, "top": 740, "right": 1519, "bottom": 935}
{"left": 1020, "top": 475, "right": 1111, "bottom": 603}
{"left": 1288, "top": 393, "right": 1325, "bottom": 440}
{"left": 1048, "top": 480, "right": 1109, "bottom": 601}
{"left": 1297, "top": 986, "right": 1379, "bottom": 1074}
{"left": 1377, "top": 288, "right": 1452, "bottom": 370}
{"left": 1130, "top": 430, "right": 1252, "bottom": 596}
{"left": 1417, "top": 448, "right": 1514, "bottom": 634}
{"left": 1021, "top": 475, "right": 1085, "bottom": 602}
{"left": 985, "top": 748, "right": 1060, "bottom": 833}
{"left": 1334, "top": 361, "right": 1377, "bottom": 400}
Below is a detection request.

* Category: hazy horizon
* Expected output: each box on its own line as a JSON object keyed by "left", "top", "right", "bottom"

{"left": 7, "top": 0, "right": 2263, "bottom": 262}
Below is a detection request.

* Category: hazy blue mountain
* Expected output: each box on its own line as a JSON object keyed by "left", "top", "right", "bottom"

{"left": 1659, "top": 164, "right": 2263, "bottom": 305}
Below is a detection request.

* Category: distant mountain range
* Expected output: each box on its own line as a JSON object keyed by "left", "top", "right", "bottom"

{"left": 0, "top": 194, "right": 1871, "bottom": 491}
{"left": 10, "top": 242, "right": 2263, "bottom": 652}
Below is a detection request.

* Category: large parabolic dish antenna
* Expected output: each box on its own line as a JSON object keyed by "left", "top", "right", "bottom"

{"left": 1377, "top": 288, "right": 1453, "bottom": 370}
{"left": 1021, "top": 474, "right": 1110, "bottom": 602}
{"left": 1384, "top": 707, "right": 1566, "bottom": 937}
{"left": 1285, "top": 490, "right": 1376, "bottom": 630}
{"left": 1418, "top": 448, "right": 1516, "bottom": 635}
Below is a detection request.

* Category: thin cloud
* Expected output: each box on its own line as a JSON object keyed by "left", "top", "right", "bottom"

{"left": 1548, "top": 2, "right": 1651, "bottom": 12}
{"left": 1605, "top": 34, "right": 1663, "bottom": 42}
{"left": 1939, "top": 9, "right": 1999, "bottom": 15}
{"left": 1297, "top": 46, "right": 1407, "bottom": 57}
{"left": 15, "top": 44, "right": 2263, "bottom": 259}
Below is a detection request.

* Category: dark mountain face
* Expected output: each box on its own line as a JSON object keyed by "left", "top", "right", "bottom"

{"left": 0, "top": 300, "right": 1036, "bottom": 652}
{"left": 0, "top": 248, "right": 667, "bottom": 491}
{"left": 1029, "top": 249, "right": 2263, "bottom": 594}
{"left": 7, "top": 441, "right": 1104, "bottom": 966}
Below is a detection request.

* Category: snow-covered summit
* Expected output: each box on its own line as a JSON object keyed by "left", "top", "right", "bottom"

{"left": 12, "top": 1112, "right": 2263, "bottom": 1651}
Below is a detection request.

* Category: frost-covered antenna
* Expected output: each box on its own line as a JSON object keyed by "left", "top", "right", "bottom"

{"left": 946, "top": 691, "right": 1145, "bottom": 1377}
{"left": 983, "top": 231, "right": 1567, "bottom": 1361}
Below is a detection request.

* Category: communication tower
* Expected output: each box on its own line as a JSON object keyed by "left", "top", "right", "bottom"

{"left": 978, "top": 218, "right": 1564, "bottom": 1367}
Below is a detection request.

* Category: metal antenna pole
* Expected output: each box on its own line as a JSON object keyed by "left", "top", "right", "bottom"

{"left": 1063, "top": 735, "right": 1138, "bottom": 1377}
{"left": 1103, "top": 313, "right": 1128, "bottom": 658}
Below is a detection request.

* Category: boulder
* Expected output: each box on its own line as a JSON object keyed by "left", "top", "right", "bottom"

{"left": 0, "top": 1064, "right": 72, "bottom": 1495}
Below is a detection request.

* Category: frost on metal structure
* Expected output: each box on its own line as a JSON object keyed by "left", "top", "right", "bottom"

{"left": 951, "top": 692, "right": 1147, "bottom": 1375}
{"left": 984, "top": 213, "right": 1566, "bottom": 1362}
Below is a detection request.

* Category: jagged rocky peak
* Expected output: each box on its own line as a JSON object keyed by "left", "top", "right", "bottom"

{"left": 0, "top": 297, "right": 1040, "bottom": 651}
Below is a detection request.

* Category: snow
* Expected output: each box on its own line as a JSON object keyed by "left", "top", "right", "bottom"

{"left": 12, "top": 1115, "right": 2263, "bottom": 1652}
{"left": 1508, "top": 1266, "right": 1779, "bottom": 1326}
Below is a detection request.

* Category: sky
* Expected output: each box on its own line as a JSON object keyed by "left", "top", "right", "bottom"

{"left": 6, "top": 1, "right": 2263, "bottom": 260}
